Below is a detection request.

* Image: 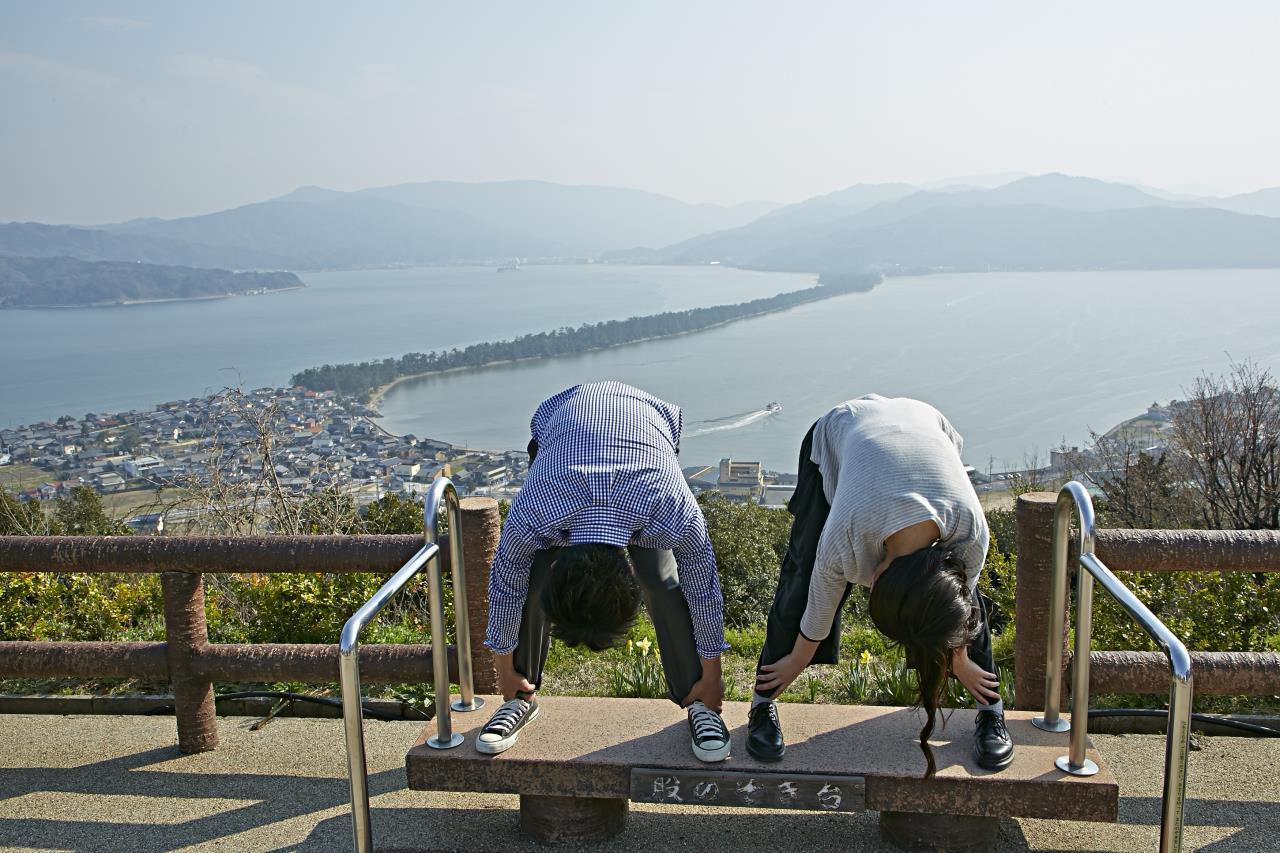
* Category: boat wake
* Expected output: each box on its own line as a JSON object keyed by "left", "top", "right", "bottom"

{"left": 684, "top": 404, "right": 780, "bottom": 438}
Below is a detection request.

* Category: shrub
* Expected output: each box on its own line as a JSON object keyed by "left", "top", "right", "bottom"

{"left": 696, "top": 493, "right": 791, "bottom": 627}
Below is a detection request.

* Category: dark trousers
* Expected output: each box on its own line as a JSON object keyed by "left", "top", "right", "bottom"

{"left": 754, "top": 423, "right": 997, "bottom": 699}
{"left": 512, "top": 546, "right": 703, "bottom": 707}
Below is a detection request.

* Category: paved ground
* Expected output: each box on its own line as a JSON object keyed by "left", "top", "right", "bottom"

{"left": 0, "top": 714, "right": 1277, "bottom": 852}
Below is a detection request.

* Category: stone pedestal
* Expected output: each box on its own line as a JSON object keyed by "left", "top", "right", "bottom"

{"left": 880, "top": 810, "right": 1000, "bottom": 853}
{"left": 519, "top": 794, "right": 627, "bottom": 843}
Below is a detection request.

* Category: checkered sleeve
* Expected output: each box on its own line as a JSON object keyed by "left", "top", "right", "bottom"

{"left": 671, "top": 510, "right": 729, "bottom": 659}
{"left": 485, "top": 510, "right": 542, "bottom": 656}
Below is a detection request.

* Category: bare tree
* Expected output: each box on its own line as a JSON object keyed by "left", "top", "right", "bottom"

{"left": 1172, "top": 360, "right": 1280, "bottom": 531}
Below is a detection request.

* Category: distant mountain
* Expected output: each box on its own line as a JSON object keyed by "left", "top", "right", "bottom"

{"left": 0, "top": 256, "right": 303, "bottom": 308}
{"left": 0, "top": 222, "right": 292, "bottom": 269}
{"left": 355, "top": 180, "right": 778, "bottom": 255}
{"left": 759, "top": 205, "right": 1280, "bottom": 272}
{"left": 620, "top": 173, "right": 1244, "bottom": 270}
{"left": 109, "top": 193, "right": 554, "bottom": 269}
{"left": 1209, "top": 188, "right": 1280, "bottom": 218}
{"left": 921, "top": 171, "right": 1031, "bottom": 190}
{"left": 608, "top": 182, "right": 917, "bottom": 265}
{"left": 107, "top": 180, "right": 782, "bottom": 265}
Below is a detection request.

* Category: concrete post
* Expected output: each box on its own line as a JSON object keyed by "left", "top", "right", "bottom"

{"left": 1014, "top": 492, "right": 1066, "bottom": 711}
{"left": 460, "top": 497, "right": 500, "bottom": 694}
{"left": 880, "top": 811, "right": 999, "bottom": 852}
{"left": 519, "top": 795, "right": 627, "bottom": 843}
{"left": 161, "top": 571, "right": 218, "bottom": 752}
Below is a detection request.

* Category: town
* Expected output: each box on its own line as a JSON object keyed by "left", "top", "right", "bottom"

{"left": 0, "top": 385, "right": 1175, "bottom": 530}
{"left": 0, "top": 387, "right": 810, "bottom": 529}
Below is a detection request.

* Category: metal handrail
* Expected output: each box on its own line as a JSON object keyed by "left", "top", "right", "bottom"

{"left": 1032, "top": 481, "right": 1193, "bottom": 853}
{"left": 339, "top": 477, "right": 485, "bottom": 853}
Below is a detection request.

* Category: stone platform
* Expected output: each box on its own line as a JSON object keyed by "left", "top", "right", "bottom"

{"left": 406, "top": 697, "right": 1118, "bottom": 849}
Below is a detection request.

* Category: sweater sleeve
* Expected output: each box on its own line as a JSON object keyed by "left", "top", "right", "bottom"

{"left": 799, "top": 525, "right": 852, "bottom": 641}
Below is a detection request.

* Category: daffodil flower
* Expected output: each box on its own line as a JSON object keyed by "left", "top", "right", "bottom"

{"left": 859, "top": 650, "right": 873, "bottom": 666}
{"left": 636, "top": 637, "right": 653, "bottom": 656}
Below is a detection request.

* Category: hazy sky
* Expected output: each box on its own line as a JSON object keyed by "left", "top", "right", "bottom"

{"left": 3, "top": 1, "right": 1278, "bottom": 223}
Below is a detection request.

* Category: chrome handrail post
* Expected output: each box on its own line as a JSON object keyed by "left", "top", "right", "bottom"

{"left": 425, "top": 479, "right": 483, "bottom": 713}
{"left": 1033, "top": 486, "right": 1080, "bottom": 732}
{"left": 338, "top": 631, "right": 371, "bottom": 852}
{"left": 340, "top": 540, "right": 439, "bottom": 853}
{"left": 1162, "top": 646, "right": 1193, "bottom": 853}
{"left": 1061, "top": 559, "right": 1099, "bottom": 775}
{"left": 1042, "top": 481, "right": 1192, "bottom": 852}
{"left": 340, "top": 475, "right": 472, "bottom": 852}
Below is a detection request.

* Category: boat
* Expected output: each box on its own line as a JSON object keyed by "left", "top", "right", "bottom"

{"left": 497, "top": 259, "right": 520, "bottom": 272}
{"left": 766, "top": 401, "right": 782, "bottom": 413}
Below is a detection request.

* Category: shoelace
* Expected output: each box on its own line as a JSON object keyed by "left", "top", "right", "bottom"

{"left": 977, "top": 712, "right": 1008, "bottom": 739}
{"left": 483, "top": 698, "right": 530, "bottom": 736}
{"left": 689, "top": 705, "right": 727, "bottom": 742}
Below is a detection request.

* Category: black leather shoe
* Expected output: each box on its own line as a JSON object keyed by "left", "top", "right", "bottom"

{"left": 746, "top": 701, "right": 785, "bottom": 762}
{"left": 973, "top": 709, "right": 1014, "bottom": 771}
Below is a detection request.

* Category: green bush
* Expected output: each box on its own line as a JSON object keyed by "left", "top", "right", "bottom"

{"left": 697, "top": 493, "right": 791, "bottom": 627}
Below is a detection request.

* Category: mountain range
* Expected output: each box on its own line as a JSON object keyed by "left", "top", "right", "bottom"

{"left": 2, "top": 173, "right": 1279, "bottom": 275}
{"left": 605, "top": 174, "right": 1280, "bottom": 272}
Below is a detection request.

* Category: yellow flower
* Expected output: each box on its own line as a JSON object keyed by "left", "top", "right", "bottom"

{"left": 636, "top": 637, "right": 653, "bottom": 656}
{"left": 627, "top": 640, "right": 634, "bottom": 654}
{"left": 859, "top": 650, "right": 873, "bottom": 667}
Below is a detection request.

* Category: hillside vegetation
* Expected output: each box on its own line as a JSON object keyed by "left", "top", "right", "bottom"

{"left": 0, "top": 256, "right": 303, "bottom": 308}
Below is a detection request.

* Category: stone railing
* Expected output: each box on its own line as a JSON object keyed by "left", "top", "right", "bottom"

{"left": 1013, "top": 491, "right": 1280, "bottom": 710}
{"left": 0, "top": 497, "right": 502, "bottom": 753}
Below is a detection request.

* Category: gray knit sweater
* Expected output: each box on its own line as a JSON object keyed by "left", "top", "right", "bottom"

{"left": 799, "top": 394, "right": 989, "bottom": 642}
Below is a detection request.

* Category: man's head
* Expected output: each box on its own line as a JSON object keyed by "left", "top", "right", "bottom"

{"left": 541, "top": 543, "right": 642, "bottom": 651}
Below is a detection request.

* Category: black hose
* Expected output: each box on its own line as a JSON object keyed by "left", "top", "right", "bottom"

{"left": 148, "top": 690, "right": 431, "bottom": 721}
{"left": 1088, "top": 708, "right": 1280, "bottom": 737}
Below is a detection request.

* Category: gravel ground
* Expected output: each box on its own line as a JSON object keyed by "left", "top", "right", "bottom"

{"left": 0, "top": 714, "right": 1276, "bottom": 852}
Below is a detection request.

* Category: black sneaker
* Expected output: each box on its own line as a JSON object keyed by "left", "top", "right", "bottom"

{"left": 973, "top": 709, "right": 1014, "bottom": 771}
{"left": 687, "top": 701, "right": 730, "bottom": 763}
{"left": 746, "top": 700, "right": 785, "bottom": 762}
{"left": 475, "top": 697, "right": 539, "bottom": 755}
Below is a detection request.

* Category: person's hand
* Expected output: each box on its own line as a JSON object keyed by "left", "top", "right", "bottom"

{"left": 755, "top": 652, "right": 807, "bottom": 698}
{"left": 496, "top": 653, "right": 536, "bottom": 700}
{"left": 756, "top": 634, "right": 819, "bottom": 698}
{"left": 682, "top": 674, "right": 725, "bottom": 713}
{"left": 682, "top": 657, "right": 724, "bottom": 712}
{"left": 951, "top": 645, "right": 1000, "bottom": 705}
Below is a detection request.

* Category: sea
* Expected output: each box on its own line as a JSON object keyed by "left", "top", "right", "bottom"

{"left": 5, "top": 265, "right": 1280, "bottom": 472}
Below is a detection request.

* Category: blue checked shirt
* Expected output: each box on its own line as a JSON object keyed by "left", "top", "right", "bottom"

{"left": 486, "top": 381, "right": 728, "bottom": 659}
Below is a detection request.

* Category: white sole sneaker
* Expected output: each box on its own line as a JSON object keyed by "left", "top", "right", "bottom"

{"left": 475, "top": 703, "right": 539, "bottom": 755}
{"left": 692, "top": 738, "right": 731, "bottom": 763}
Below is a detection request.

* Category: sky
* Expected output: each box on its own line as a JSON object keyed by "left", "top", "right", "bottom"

{"left": 2, "top": 1, "right": 1279, "bottom": 224}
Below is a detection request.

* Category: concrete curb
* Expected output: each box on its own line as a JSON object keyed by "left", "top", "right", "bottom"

{"left": 0, "top": 692, "right": 431, "bottom": 720}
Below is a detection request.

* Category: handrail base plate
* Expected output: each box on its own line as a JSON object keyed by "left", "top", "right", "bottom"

{"left": 1055, "top": 755, "right": 1099, "bottom": 776}
{"left": 427, "top": 733, "right": 465, "bottom": 750}
{"left": 1032, "top": 716, "right": 1071, "bottom": 733}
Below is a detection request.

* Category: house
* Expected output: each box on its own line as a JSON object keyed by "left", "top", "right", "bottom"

{"left": 123, "top": 456, "right": 165, "bottom": 478}
{"left": 96, "top": 472, "right": 125, "bottom": 492}
{"left": 716, "top": 458, "right": 764, "bottom": 501}
{"left": 759, "top": 484, "right": 796, "bottom": 509}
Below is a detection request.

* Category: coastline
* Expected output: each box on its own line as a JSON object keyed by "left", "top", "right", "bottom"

{"left": 364, "top": 295, "right": 831, "bottom": 413}
{"left": 3, "top": 283, "right": 306, "bottom": 311}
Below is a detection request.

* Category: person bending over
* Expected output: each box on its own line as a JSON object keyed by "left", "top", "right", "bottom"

{"left": 750, "top": 394, "right": 1012, "bottom": 776}
{"left": 478, "top": 381, "right": 731, "bottom": 763}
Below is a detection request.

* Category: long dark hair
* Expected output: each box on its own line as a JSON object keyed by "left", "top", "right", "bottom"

{"left": 868, "top": 544, "right": 978, "bottom": 778}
